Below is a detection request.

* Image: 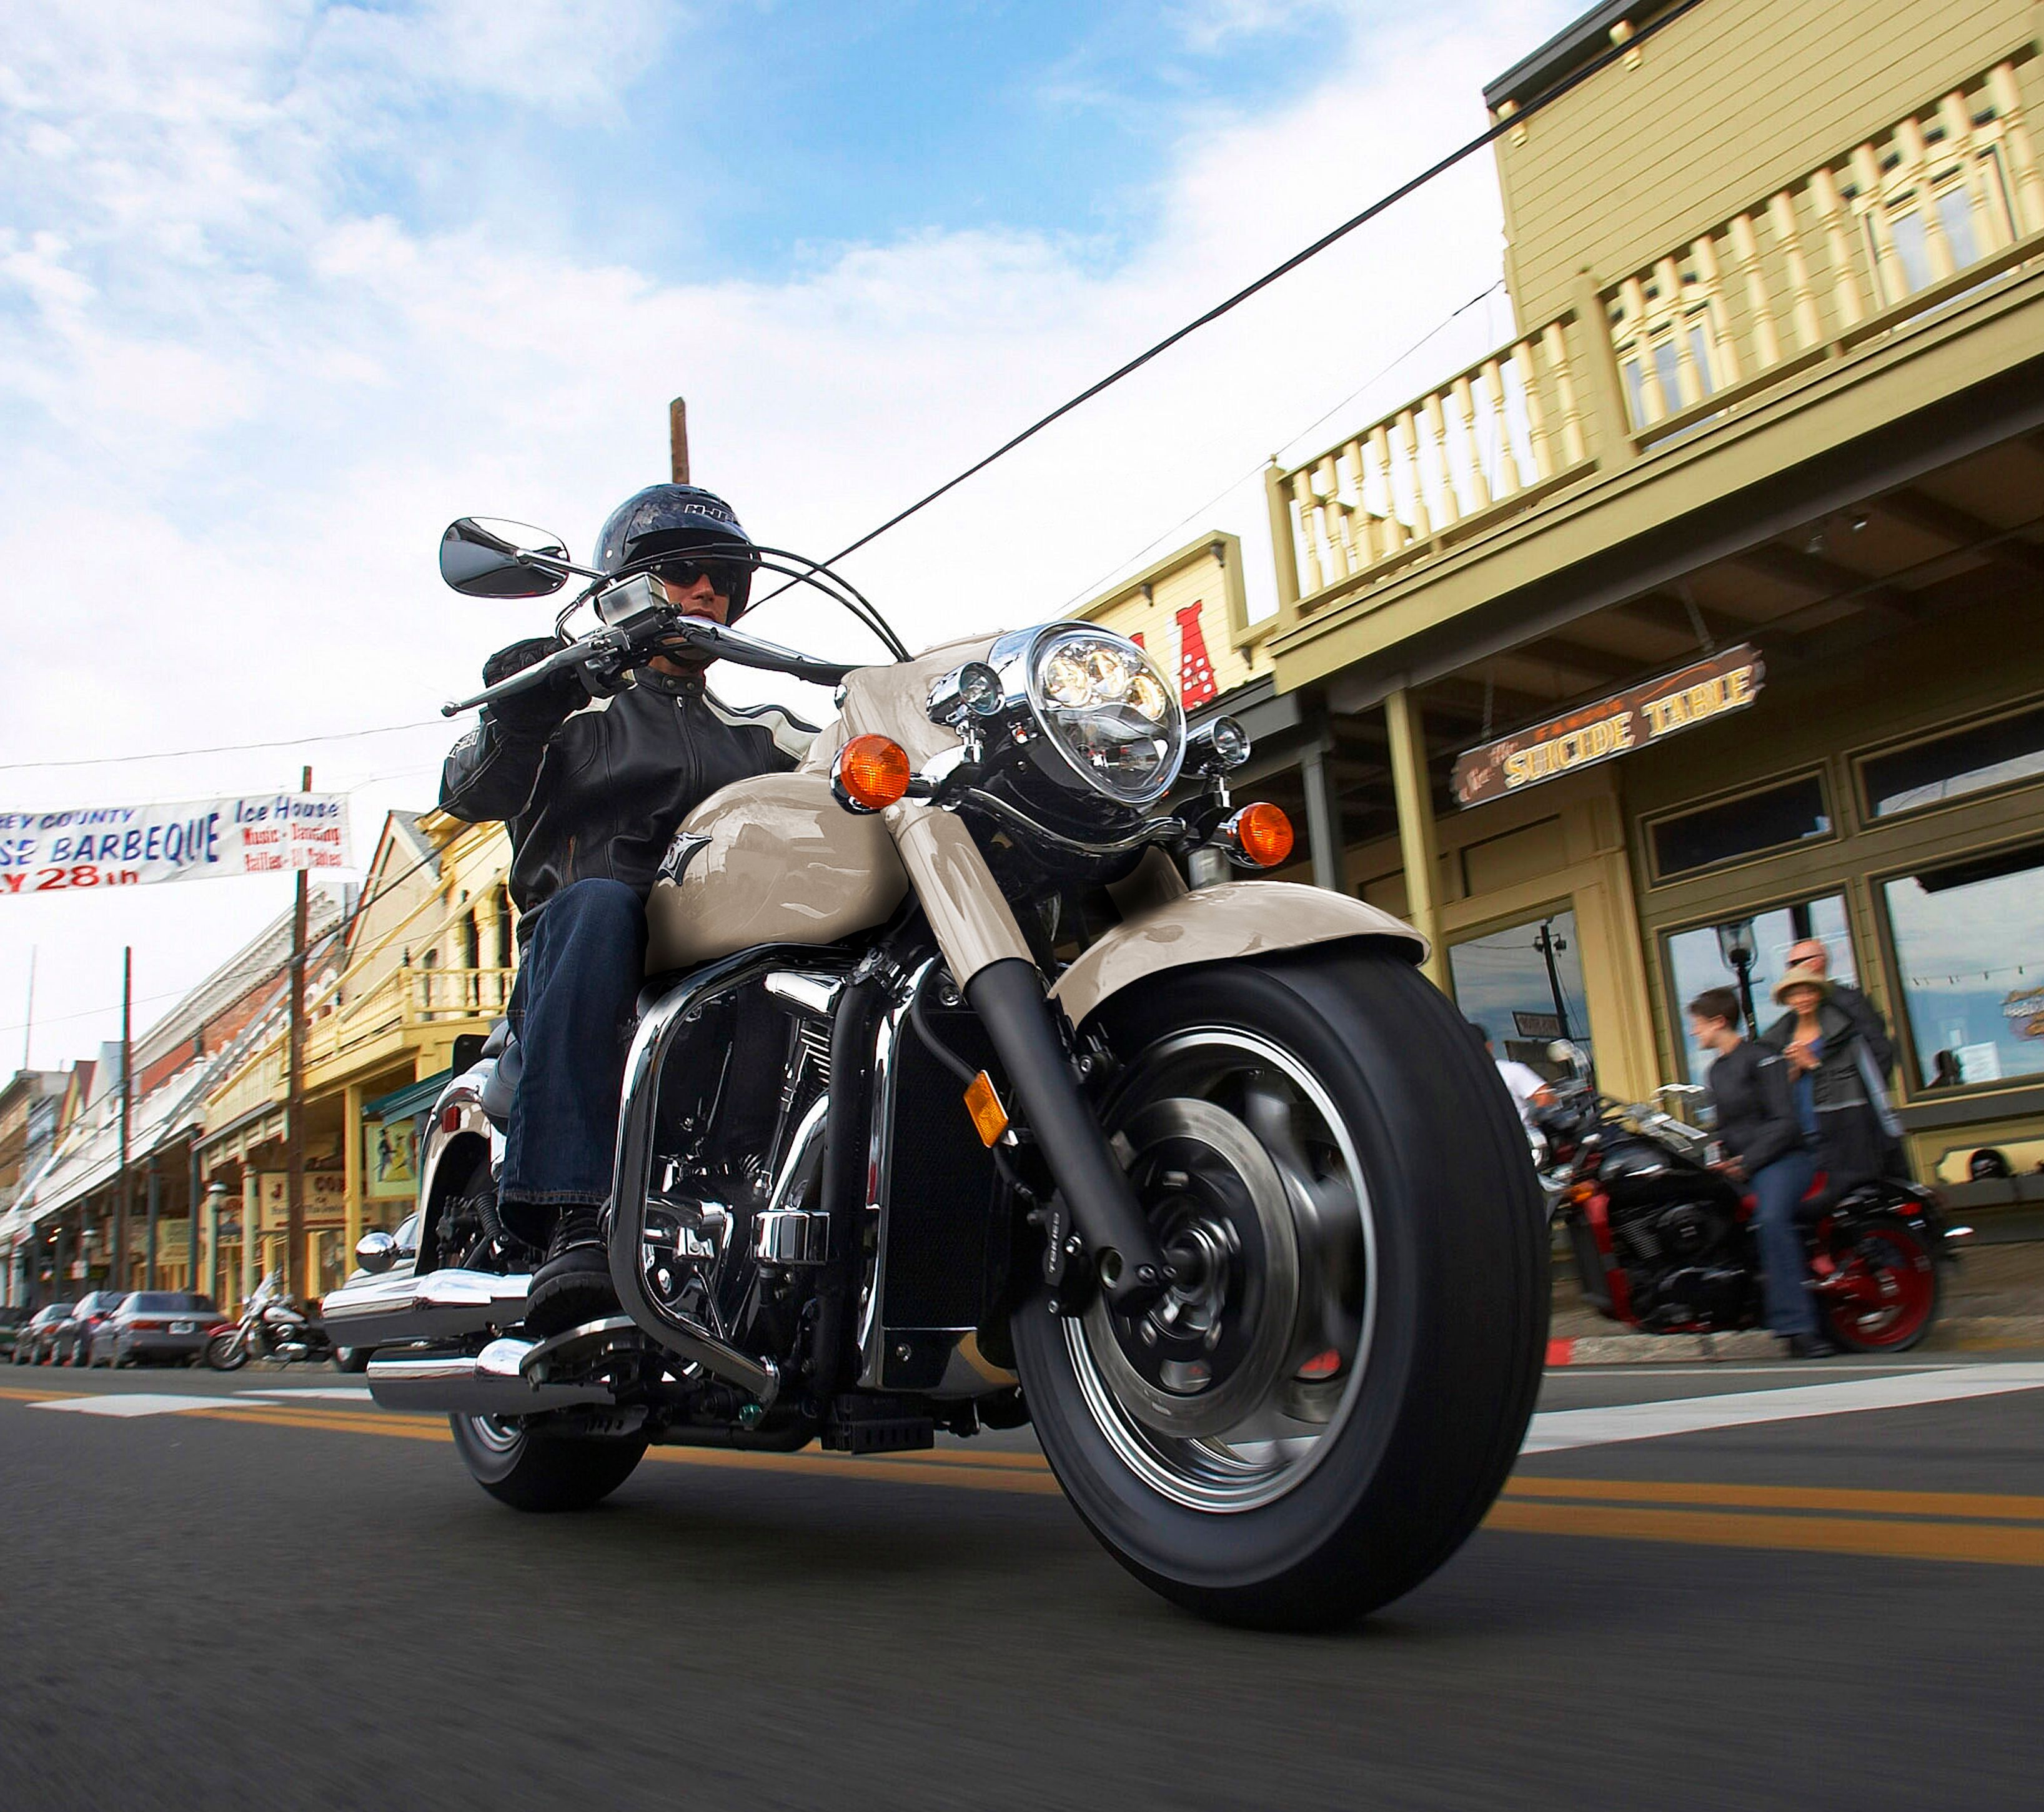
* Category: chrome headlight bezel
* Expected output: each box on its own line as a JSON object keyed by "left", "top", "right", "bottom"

{"left": 978, "top": 623, "right": 1186, "bottom": 809}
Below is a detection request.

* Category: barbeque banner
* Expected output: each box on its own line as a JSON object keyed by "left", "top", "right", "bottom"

{"left": 1451, "top": 645, "right": 1766, "bottom": 808}
{"left": 0, "top": 793, "right": 350, "bottom": 895}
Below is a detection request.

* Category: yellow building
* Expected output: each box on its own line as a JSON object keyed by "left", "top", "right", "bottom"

{"left": 1091, "top": 0, "right": 2044, "bottom": 1218}
{"left": 197, "top": 809, "right": 513, "bottom": 1304}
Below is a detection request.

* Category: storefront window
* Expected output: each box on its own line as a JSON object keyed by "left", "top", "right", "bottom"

{"left": 1649, "top": 773, "right": 1830, "bottom": 880}
{"left": 1860, "top": 701, "right": 2044, "bottom": 819}
{"left": 1449, "top": 909, "right": 1592, "bottom": 1071}
{"left": 1882, "top": 842, "right": 2044, "bottom": 1090}
{"left": 1664, "top": 894, "right": 1857, "bottom": 1079}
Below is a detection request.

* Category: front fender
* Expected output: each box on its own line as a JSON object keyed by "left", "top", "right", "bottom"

{"left": 1049, "top": 880, "right": 1427, "bottom": 1028}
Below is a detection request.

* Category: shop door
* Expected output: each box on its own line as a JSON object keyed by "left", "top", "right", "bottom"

{"left": 1447, "top": 908, "right": 1593, "bottom": 1073}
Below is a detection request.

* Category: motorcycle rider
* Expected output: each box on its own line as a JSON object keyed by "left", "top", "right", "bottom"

{"left": 440, "top": 485, "right": 815, "bottom": 1334}
{"left": 1688, "top": 986, "right": 1834, "bottom": 1358}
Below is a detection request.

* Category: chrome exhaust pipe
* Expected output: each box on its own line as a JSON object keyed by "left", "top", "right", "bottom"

{"left": 322, "top": 1268, "right": 532, "bottom": 1348}
{"left": 367, "top": 1339, "right": 617, "bottom": 1415}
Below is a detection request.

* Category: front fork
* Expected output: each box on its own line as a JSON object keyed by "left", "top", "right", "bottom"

{"left": 880, "top": 802, "right": 1168, "bottom": 1315}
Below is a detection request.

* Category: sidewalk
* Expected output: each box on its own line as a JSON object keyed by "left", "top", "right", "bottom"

{"left": 1547, "top": 1240, "right": 2044, "bottom": 1365}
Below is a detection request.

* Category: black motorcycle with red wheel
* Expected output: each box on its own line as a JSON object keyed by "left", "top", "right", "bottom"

{"left": 1537, "top": 1053, "right": 1964, "bottom": 1353}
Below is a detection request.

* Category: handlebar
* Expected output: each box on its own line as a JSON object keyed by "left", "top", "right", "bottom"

{"left": 441, "top": 614, "right": 856, "bottom": 719}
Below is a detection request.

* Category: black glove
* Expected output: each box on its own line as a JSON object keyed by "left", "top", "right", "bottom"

{"left": 480, "top": 637, "right": 590, "bottom": 735}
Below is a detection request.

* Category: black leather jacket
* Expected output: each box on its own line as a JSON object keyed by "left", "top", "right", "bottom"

{"left": 440, "top": 671, "right": 814, "bottom": 915}
{"left": 1704, "top": 1038, "right": 1805, "bottom": 1177}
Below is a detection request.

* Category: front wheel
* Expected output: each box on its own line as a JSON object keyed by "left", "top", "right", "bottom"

{"left": 1013, "top": 949, "right": 1547, "bottom": 1630}
{"left": 450, "top": 1415, "right": 649, "bottom": 1511}
{"left": 205, "top": 1330, "right": 250, "bottom": 1371}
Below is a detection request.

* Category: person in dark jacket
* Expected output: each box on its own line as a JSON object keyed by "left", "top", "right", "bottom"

{"left": 1689, "top": 986, "right": 1833, "bottom": 1357}
{"left": 1769, "top": 963, "right": 1893, "bottom": 1195}
{"left": 1763, "top": 936, "right": 1908, "bottom": 1179}
{"left": 440, "top": 483, "right": 815, "bottom": 1333}
{"left": 1764, "top": 935, "right": 1893, "bottom": 1078}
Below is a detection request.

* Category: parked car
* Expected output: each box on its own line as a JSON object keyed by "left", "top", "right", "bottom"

{"left": 14, "top": 1302, "right": 75, "bottom": 1364}
{"left": 329, "top": 1212, "right": 420, "bottom": 1373}
{"left": 54, "top": 1290, "right": 127, "bottom": 1365}
{"left": 0, "top": 1304, "right": 29, "bottom": 1361}
{"left": 91, "top": 1291, "right": 222, "bottom": 1368}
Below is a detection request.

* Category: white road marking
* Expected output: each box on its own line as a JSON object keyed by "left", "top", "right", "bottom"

{"left": 238, "top": 1398, "right": 376, "bottom": 1415}
{"left": 31, "top": 1394, "right": 249, "bottom": 1418}
{"left": 1524, "top": 1364, "right": 2044, "bottom": 1454}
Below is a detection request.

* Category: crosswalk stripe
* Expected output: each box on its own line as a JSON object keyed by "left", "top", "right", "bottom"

{"left": 1521, "top": 1364, "right": 2044, "bottom": 1453}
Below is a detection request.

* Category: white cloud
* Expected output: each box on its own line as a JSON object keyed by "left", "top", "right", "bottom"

{"left": 0, "top": 0, "right": 1574, "bottom": 1060}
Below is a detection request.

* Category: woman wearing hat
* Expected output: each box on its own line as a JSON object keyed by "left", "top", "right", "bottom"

{"left": 1770, "top": 964, "right": 1897, "bottom": 1194}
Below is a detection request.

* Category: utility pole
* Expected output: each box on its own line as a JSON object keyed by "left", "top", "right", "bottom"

{"left": 285, "top": 764, "right": 311, "bottom": 1303}
{"left": 115, "top": 946, "right": 132, "bottom": 1288}
{"left": 670, "top": 396, "right": 690, "bottom": 484}
{"left": 1532, "top": 919, "right": 1574, "bottom": 1043}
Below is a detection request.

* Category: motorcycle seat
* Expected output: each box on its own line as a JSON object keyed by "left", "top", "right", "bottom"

{"left": 477, "top": 1022, "right": 522, "bottom": 1127}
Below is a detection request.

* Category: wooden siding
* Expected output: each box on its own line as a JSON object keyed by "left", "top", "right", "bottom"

{"left": 1496, "top": 0, "right": 2038, "bottom": 324}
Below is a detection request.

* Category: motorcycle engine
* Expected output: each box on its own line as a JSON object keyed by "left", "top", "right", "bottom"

{"left": 1612, "top": 1197, "right": 1744, "bottom": 1329}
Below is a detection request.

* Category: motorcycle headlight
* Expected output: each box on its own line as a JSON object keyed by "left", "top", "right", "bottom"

{"left": 1002, "top": 625, "right": 1185, "bottom": 807}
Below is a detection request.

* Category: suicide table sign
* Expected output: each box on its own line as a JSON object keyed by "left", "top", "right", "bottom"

{"left": 1451, "top": 647, "right": 1765, "bottom": 808}
{"left": 0, "top": 793, "right": 350, "bottom": 894}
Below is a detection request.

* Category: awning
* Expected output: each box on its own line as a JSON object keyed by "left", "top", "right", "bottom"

{"left": 365, "top": 1067, "right": 450, "bottom": 1123}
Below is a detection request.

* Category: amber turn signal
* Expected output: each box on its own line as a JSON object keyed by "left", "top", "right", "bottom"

{"left": 833, "top": 734, "right": 913, "bottom": 812}
{"left": 1226, "top": 801, "right": 1294, "bottom": 869}
{"left": 963, "top": 1070, "right": 1009, "bottom": 1147}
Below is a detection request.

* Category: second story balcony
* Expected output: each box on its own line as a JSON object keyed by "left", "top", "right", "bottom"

{"left": 1264, "top": 45, "right": 2044, "bottom": 694}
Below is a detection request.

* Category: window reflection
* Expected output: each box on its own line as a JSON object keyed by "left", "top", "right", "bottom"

{"left": 1883, "top": 842, "right": 2044, "bottom": 1089}
{"left": 1664, "top": 894, "right": 1857, "bottom": 1080}
{"left": 1449, "top": 909, "right": 1592, "bottom": 1072}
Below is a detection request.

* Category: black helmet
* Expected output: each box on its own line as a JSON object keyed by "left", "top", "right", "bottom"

{"left": 595, "top": 484, "right": 757, "bottom": 616}
{"left": 1968, "top": 1147, "right": 2013, "bottom": 1180}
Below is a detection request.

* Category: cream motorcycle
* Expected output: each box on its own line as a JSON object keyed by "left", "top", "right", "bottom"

{"left": 323, "top": 516, "right": 1546, "bottom": 1630}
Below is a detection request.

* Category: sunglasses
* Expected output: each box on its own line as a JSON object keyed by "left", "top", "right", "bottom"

{"left": 653, "top": 557, "right": 749, "bottom": 598}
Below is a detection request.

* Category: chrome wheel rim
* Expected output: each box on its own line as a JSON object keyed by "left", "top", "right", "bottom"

{"left": 464, "top": 1414, "right": 525, "bottom": 1456}
{"left": 1064, "top": 1028, "right": 1376, "bottom": 1513}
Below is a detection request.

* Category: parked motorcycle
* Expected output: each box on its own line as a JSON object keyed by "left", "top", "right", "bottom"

{"left": 205, "top": 1269, "right": 335, "bottom": 1370}
{"left": 322, "top": 516, "right": 1547, "bottom": 1630}
{"left": 1539, "top": 1046, "right": 1965, "bottom": 1352}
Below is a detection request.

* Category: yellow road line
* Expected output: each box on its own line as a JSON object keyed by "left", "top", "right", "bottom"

{"left": 1504, "top": 1475, "right": 2044, "bottom": 1522}
{"left": 1486, "top": 1498, "right": 2044, "bottom": 1566}
{"left": 15, "top": 1391, "right": 2044, "bottom": 1565}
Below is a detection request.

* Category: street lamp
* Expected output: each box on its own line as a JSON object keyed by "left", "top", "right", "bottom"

{"left": 1716, "top": 918, "right": 1760, "bottom": 1038}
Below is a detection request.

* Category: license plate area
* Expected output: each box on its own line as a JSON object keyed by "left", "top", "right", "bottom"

{"left": 171, "top": 1321, "right": 195, "bottom": 1333}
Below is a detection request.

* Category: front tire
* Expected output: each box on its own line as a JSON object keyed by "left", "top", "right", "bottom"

{"left": 450, "top": 1415, "right": 649, "bottom": 1512}
{"left": 204, "top": 1331, "right": 249, "bottom": 1371}
{"left": 1012, "top": 949, "right": 1547, "bottom": 1630}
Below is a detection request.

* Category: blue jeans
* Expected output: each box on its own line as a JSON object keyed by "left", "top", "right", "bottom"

{"left": 1750, "top": 1146, "right": 1818, "bottom": 1337}
{"left": 501, "top": 879, "right": 647, "bottom": 1232}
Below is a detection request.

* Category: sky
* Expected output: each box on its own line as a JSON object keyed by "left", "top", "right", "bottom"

{"left": 0, "top": 0, "right": 1577, "bottom": 1070}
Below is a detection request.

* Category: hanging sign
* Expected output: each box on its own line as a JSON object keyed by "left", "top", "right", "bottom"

{"left": 0, "top": 793, "right": 350, "bottom": 895}
{"left": 1451, "top": 645, "right": 1764, "bottom": 807}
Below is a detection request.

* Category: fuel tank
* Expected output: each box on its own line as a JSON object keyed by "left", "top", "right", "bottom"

{"left": 643, "top": 770, "right": 908, "bottom": 973}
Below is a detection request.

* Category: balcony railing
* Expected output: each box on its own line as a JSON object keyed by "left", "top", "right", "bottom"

{"left": 1270, "top": 56, "right": 2044, "bottom": 626}
{"left": 202, "top": 965, "right": 515, "bottom": 1132}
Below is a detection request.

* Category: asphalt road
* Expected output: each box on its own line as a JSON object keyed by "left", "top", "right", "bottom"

{"left": 4, "top": 1358, "right": 2042, "bottom": 1811}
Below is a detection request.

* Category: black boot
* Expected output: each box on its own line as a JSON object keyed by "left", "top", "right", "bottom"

{"left": 523, "top": 1207, "right": 621, "bottom": 1337}
{"left": 1782, "top": 1331, "right": 1838, "bottom": 1359}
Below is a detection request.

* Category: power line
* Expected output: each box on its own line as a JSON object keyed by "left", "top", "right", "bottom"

{"left": 0, "top": 719, "right": 446, "bottom": 775}
{"left": 757, "top": 0, "right": 1709, "bottom": 604}
{"left": 1054, "top": 281, "right": 1505, "bottom": 615}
